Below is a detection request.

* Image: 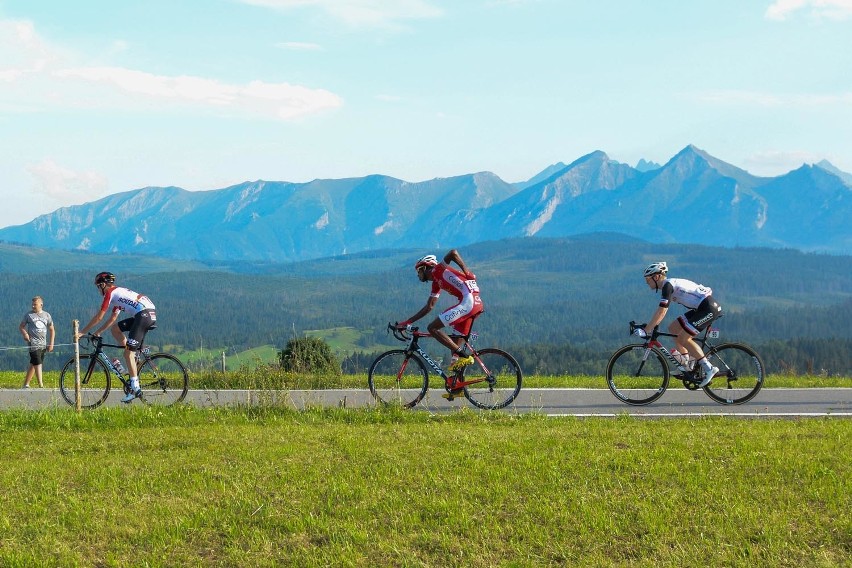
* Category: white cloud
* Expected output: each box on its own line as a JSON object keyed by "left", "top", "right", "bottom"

{"left": 53, "top": 66, "right": 343, "bottom": 119}
{"left": 0, "top": 18, "right": 64, "bottom": 79}
{"left": 765, "top": 0, "right": 852, "bottom": 21}
{"left": 27, "top": 159, "right": 110, "bottom": 203}
{"left": 239, "top": 0, "right": 443, "bottom": 29}
{"left": 0, "top": 17, "right": 343, "bottom": 121}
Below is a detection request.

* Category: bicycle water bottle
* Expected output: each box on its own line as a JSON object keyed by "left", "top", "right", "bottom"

{"left": 672, "top": 351, "right": 694, "bottom": 370}
{"left": 112, "top": 357, "right": 126, "bottom": 375}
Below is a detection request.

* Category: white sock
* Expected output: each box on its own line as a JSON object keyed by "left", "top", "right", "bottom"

{"left": 130, "top": 377, "right": 140, "bottom": 390}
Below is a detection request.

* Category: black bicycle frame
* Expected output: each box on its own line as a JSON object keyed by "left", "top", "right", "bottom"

{"left": 630, "top": 321, "right": 716, "bottom": 378}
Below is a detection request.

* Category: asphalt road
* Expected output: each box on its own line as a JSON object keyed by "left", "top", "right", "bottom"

{"left": 2, "top": 387, "right": 851, "bottom": 416}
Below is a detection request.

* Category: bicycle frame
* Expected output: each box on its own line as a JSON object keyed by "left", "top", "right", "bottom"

{"left": 391, "top": 325, "right": 494, "bottom": 390}
{"left": 629, "top": 321, "right": 722, "bottom": 385}
{"left": 81, "top": 334, "right": 151, "bottom": 391}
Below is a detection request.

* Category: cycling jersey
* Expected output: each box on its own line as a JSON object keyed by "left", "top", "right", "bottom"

{"left": 658, "top": 278, "right": 712, "bottom": 310}
{"left": 100, "top": 286, "right": 156, "bottom": 316}
{"left": 430, "top": 264, "right": 483, "bottom": 335}
{"left": 430, "top": 264, "right": 480, "bottom": 301}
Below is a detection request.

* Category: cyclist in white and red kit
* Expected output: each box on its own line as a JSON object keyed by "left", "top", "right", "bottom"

{"left": 76, "top": 272, "right": 158, "bottom": 403}
{"left": 636, "top": 262, "right": 722, "bottom": 387}
{"left": 397, "top": 249, "right": 484, "bottom": 373}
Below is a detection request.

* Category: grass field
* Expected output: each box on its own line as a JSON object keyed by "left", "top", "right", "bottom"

{"left": 1, "top": 368, "right": 848, "bottom": 391}
{"left": 1, "top": 406, "right": 849, "bottom": 567}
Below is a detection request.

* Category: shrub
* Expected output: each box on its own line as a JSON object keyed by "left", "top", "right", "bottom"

{"left": 279, "top": 337, "right": 341, "bottom": 375}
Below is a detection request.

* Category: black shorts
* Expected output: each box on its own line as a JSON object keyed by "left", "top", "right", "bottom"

{"left": 118, "top": 309, "right": 157, "bottom": 351}
{"left": 29, "top": 348, "right": 47, "bottom": 366}
{"left": 677, "top": 297, "right": 723, "bottom": 336}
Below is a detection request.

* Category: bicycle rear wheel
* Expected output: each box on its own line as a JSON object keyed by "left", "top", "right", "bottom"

{"left": 138, "top": 353, "right": 189, "bottom": 406}
{"left": 59, "top": 354, "right": 111, "bottom": 409}
{"left": 462, "top": 348, "right": 522, "bottom": 410}
{"left": 606, "top": 344, "right": 669, "bottom": 405}
{"left": 702, "top": 343, "right": 765, "bottom": 405}
{"left": 368, "top": 350, "right": 429, "bottom": 408}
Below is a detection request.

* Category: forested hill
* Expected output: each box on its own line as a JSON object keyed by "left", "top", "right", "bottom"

{"left": 0, "top": 236, "right": 849, "bottom": 374}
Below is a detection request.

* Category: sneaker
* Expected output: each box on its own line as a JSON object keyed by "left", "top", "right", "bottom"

{"left": 448, "top": 355, "right": 474, "bottom": 372}
{"left": 698, "top": 366, "right": 718, "bottom": 388}
{"left": 121, "top": 388, "right": 142, "bottom": 404}
{"left": 22, "top": 384, "right": 30, "bottom": 389}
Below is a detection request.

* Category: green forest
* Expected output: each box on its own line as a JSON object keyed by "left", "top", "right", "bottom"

{"left": 1, "top": 236, "right": 850, "bottom": 376}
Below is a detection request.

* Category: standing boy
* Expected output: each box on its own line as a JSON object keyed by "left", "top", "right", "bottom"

{"left": 20, "top": 296, "right": 55, "bottom": 388}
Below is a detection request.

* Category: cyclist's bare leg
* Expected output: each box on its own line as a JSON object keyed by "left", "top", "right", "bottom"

{"left": 668, "top": 321, "right": 706, "bottom": 361}
{"left": 108, "top": 325, "right": 138, "bottom": 377}
{"left": 427, "top": 318, "right": 464, "bottom": 358}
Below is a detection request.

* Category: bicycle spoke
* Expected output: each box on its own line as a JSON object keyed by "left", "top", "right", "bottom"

{"left": 138, "top": 354, "right": 189, "bottom": 406}
{"left": 703, "top": 343, "right": 764, "bottom": 405}
{"left": 368, "top": 350, "right": 429, "bottom": 408}
{"left": 59, "top": 354, "right": 110, "bottom": 409}
{"left": 606, "top": 345, "right": 669, "bottom": 405}
{"left": 462, "top": 348, "right": 522, "bottom": 410}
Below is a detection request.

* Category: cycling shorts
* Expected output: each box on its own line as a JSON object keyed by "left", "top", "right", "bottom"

{"left": 440, "top": 295, "right": 483, "bottom": 336}
{"left": 118, "top": 309, "right": 157, "bottom": 351}
{"left": 677, "top": 297, "right": 722, "bottom": 336}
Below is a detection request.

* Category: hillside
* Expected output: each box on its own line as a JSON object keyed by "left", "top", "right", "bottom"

{"left": 1, "top": 237, "right": 850, "bottom": 374}
{"left": 1, "top": 146, "right": 850, "bottom": 261}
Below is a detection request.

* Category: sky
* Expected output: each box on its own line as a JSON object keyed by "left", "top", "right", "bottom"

{"left": 1, "top": 0, "right": 850, "bottom": 229}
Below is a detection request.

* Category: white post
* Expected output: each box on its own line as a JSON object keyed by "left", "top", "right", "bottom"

{"left": 73, "top": 320, "right": 81, "bottom": 413}
{"left": 221, "top": 351, "right": 226, "bottom": 373}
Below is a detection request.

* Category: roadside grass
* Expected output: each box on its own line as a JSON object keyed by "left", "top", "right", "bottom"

{"left": 0, "top": 406, "right": 849, "bottom": 566}
{"left": 0, "top": 369, "right": 849, "bottom": 390}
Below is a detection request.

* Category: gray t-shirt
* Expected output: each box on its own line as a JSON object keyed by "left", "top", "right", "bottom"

{"left": 21, "top": 311, "right": 53, "bottom": 350}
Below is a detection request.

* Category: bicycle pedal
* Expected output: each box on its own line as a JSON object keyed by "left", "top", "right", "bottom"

{"left": 442, "top": 389, "right": 464, "bottom": 400}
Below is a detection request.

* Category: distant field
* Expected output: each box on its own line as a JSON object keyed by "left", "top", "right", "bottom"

{"left": 1, "top": 406, "right": 849, "bottom": 566}
{"left": 171, "top": 327, "right": 394, "bottom": 370}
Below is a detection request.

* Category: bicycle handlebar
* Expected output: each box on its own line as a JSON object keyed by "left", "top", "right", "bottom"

{"left": 79, "top": 333, "right": 127, "bottom": 350}
{"left": 387, "top": 322, "right": 419, "bottom": 342}
{"left": 628, "top": 320, "right": 658, "bottom": 335}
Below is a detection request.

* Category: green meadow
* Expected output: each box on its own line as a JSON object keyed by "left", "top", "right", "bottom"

{"left": 0, "top": 368, "right": 846, "bottom": 391}
{"left": 0, "top": 406, "right": 849, "bottom": 567}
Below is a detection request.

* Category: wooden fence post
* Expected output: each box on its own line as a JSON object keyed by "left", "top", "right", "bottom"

{"left": 73, "top": 320, "right": 81, "bottom": 413}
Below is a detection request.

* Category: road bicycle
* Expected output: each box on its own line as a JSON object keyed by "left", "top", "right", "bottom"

{"left": 606, "top": 321, "right": 765, "bottom": 405}
{"left": 59, "top": 333, "right": 189, "bottom": 409}
{"left": 368, "top": 323, "right": 522, "bottom": 410}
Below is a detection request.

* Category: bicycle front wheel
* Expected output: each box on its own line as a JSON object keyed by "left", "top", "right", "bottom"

{"left": 462, "top": 348, "right": 522, "bottom": 410}
{"left": 606, "top": 344, "right": 670, "bottom": 405}
{"left": 59, "top": 354, "right": 111, "bottom": 409}
{"left": 138, "top": 353, "right": 189, "bottom": 406}
{"left": 703, "top": 343, "right": 765, "bottom": 405}
{"left": 368, "top": 350, "right": 429, "bottom": 408}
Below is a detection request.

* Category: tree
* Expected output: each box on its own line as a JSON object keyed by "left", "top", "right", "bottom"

{"left": 279, "top": 337, "right": 341, "bottom": 374}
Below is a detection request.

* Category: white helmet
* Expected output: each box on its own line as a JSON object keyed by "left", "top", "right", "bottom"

{"left": 414, "top": 254, "right": 438, "bottom": 271}
{"left": 643, "top": 262, "right": 668, "bottom": 277}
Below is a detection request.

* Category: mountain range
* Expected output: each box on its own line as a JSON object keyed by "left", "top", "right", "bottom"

{"left": 1, "top": 144, "right": 849, "bottom": 262}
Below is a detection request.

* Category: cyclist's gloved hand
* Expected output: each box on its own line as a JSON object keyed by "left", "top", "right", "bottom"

{"left": 396, "top": 321, "right": 412, "bottom": 331}
{"left": 633, "top": 328, "right": 647, "bottom": 338}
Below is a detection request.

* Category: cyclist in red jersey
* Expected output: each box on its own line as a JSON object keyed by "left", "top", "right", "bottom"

{"left": 396, "top": 249, "right": 484, "bottom": 373}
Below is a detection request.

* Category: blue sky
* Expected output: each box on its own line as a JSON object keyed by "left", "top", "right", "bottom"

{"left": 1, "top": 0, "right": 850, "bottom": 229}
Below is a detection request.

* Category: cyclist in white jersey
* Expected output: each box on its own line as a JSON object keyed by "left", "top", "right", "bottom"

{"left": 76, "top": 272, "right": 158, "bottom": 403}
{"left": 635, "top": 262, "right": 723, "bottom": 387}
